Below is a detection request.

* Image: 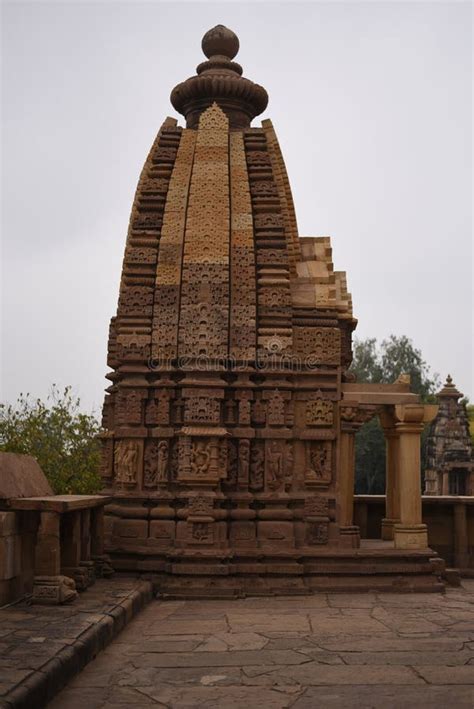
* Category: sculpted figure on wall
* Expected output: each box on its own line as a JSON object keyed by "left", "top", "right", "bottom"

{"left": 115, "top": 440, "right": 140, "bottom": 486}
{"left": 157, "top": 441, "right": 169, "bottom": 483}
{"left": 190, "top": 440, "right": 212, "bottom": 476}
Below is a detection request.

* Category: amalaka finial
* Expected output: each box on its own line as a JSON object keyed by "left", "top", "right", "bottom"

{"left": 202, "top": 25, "right": 240, "bottom": 60}
{"left": 170, "top": 25, "right": 268, "bottom": 129}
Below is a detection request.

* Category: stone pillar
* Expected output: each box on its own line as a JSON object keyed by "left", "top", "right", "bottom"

{"left": 393, "top": 404, "right": 438, "bottom": 550}
{"left": 338, "top": 429, "right": 359, "bottom": 547}
{"left": 91, "top": 506, "right": 114, "bottom": 578}
{"left": 379, "top": 409, "right": 400, "bottom": 541}
{"left": 35, "top": 512, "right": 61, "bottom": 576}
{"left": 61, "top": 510, "right": 92, "bottom": 591}
{"left": 33, "top": 512, "right": 77, "bottom": 605}
{"left": 454, "top": 501, "right": 469, "bottom": 570}
{"left": 339, "top": 404, "right": 378, "bottom": 547}
{"left": 79, "top": 508, "right": 96, "bottom": 588}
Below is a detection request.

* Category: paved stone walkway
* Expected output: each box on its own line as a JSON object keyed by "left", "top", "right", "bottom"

{"left": 49, "top": 582, "right": 474, "bottom": 708}
{"left": 0, "top": 576, "right": 152, "bottom": 707}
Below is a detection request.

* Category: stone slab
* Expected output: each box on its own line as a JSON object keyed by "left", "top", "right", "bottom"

{"left": 8, "top": 495, "right": 113, "bottom": 513}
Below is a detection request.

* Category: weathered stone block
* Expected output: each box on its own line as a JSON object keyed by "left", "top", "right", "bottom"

{"left": 257, "top": 521, "right": 295, "bottom": 547}
{"left": 114, "top": 519, "right": 148, "bottom": 540}
{"left": 149, "top": 520, "right": 175, "bottom": 544}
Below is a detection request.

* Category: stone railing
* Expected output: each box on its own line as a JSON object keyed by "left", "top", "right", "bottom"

{"left": 354, "top": 495, "right": 474, "bottom": 573}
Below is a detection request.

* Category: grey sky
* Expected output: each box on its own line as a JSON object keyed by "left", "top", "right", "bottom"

{"left": 2, "top": 0, "right": 472, "bottom": 414}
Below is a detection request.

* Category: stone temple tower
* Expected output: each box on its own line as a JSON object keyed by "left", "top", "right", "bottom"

{"left": 425, "top": 376, "right": 474, "bottom": 495}
{"left": 100, "top": 26, "right": 442, "bottom": 593}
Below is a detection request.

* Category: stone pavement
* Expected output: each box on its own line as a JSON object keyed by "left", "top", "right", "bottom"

{"left": 49, "top": 581, "right": 474, "bottom": 708}
{"left": 0, "top": 576, "right": 152, "bottom": 708}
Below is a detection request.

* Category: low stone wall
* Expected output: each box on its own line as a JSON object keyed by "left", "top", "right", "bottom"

{"left": 354, "top": 495, "right": 474, "bottom": 572}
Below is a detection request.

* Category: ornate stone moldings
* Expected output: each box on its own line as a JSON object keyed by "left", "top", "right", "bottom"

{"left": 294, "top": 327, "right": 341, "bottom": 365}
{"left": 115, "top": 390, "right": 146, "bottom": 426}
{"left": 184, "top": 396, "right": 221, "bottom": 425}
{"left": 267, "top": 391, "right": 286, "bottom": 426}
{"left": 306, "top": 396, "right": 334, "bottom": 427}
{"left": 304, "top": 496, "right": 329, "bottom": 518}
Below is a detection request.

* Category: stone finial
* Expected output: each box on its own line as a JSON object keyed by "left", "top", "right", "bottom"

{"left": 438, "top": 374, "right": 462, "bottom": 399}
{"left": 170, "top": 25, "right": 268, "bottom": 129}
{"left": 202, "top": 25, "right": 239, "bottom": 60}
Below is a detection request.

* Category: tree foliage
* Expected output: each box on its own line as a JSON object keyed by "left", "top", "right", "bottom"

{"left": 350, "top": 335, "right": 439, "bottom": 494}
{"left": 0, "top": 386, "right": 101, "bottom": 494}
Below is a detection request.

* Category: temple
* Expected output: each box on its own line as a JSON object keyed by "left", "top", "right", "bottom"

{"left": 100, "top": 26, "right": 443, "bottom": 593}
{"left": 425, "top": 376, "right": 474, "bottom": 496}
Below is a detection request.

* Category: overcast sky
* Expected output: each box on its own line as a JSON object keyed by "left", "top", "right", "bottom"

{"left": 1, "top": 0, "right": 472, "bottom": 414}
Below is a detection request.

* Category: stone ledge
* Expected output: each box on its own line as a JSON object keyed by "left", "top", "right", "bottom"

{"left": 0, "top": 576, "right": 153, "bottom": 709}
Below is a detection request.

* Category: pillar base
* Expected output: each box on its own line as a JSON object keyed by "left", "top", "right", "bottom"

{"left": 339, "top": 526, "right": 360, "bottom": 548}
{"left": 92, "top": 554, "right": 114, "bottom": 578}
{"left": 33, "top": 575, "right": 78, "bottom": 605}
{"left": 62, "top": 561, "right": 95, "bottom": 591}
{"left": 381, "top": 518, "right": 399, "bottom": 541}
{"left": 394, "top": 524, "right": 428, "bottom": 550}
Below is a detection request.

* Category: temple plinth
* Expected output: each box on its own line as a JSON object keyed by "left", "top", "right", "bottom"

{"left": 100, "top": 26, "right": 444, "bottom": 594}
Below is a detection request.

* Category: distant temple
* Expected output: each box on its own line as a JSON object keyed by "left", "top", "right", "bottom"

{"left": 100, "top": 26, "right": 442, "bottom": 593}
{"left": 425, "top": 376, "right": 474, "bottom": 495}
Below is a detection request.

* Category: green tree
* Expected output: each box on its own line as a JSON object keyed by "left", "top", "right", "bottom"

{"left": 0, "top": 385, "right": 101, "bottom": 494}
{"left": 350, "top": 335, "right": 439, "bottom": 494}
{"left": 467, "top": 405, "right": 474, "bottom": 447}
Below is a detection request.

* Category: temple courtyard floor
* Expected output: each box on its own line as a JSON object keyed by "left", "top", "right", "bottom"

{"left": 1, "top": 576, "right": 474, "bottom": 708}
{"left": 45, "top": 579, "right": 474, "bottom": 708}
